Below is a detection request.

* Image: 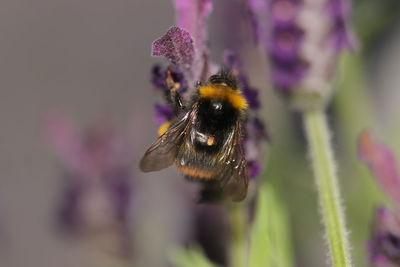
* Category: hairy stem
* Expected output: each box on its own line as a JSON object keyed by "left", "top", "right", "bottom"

{"left": 229, "top": 204, "right": 247, "bottom": 267}
{"left": 303, "top": 110, "right": 352, "bottom": 267}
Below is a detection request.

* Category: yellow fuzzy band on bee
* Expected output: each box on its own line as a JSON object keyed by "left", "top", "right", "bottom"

{"left": 198, "top": 84, "right": 248, "bottom": 110}
{"left": 157, "top": 121, "right": 171, "bottom": 136}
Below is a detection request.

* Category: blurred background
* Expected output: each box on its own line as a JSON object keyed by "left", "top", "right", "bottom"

{"left": 0, "top": 0, "right": 399, "bottom": 266}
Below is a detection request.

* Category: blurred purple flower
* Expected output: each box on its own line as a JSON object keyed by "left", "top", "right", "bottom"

{"left": 247, "top": 160, "right": 262, "bottom": 178}
{"left": 267, "top": 0, "right": 305, "bottom": 93}
{"left": 46, "top": 112, "right": 134, "bottom": 258}
{"left": 154, "top": 104, "right": 174, "bottom": 124}
{"left": 358, "top": 130, "right": 400, "bottom": 266}
{"left": 327, "top": 0, "right": 356, "bottom": 51}
{"left": 251, "top": 117, "right": 269, "bottom": 141}
{"left": 242, "top": 80, "right": 261, "bottom": 110}
{"left": 265, "top": 0, "right": 355, "bottom": 109}
{"left": 244, "top": 118, "right": 268, "bottom": 179}
{"left": 369, "top": 206, "right": 400, "bottom": 266}
{"left": 358, "top": 130, "right": 400, "bottom": 204}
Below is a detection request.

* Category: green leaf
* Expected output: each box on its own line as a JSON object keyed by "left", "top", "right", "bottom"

{"left": 248, "top": 183, "right": 293, "bottom": 267}
{"left": 168, "top": 244, "right": 221, "bottom": 267}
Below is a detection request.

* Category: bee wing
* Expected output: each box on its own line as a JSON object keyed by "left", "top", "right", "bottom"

{"left": 217, "top": 121, "right": 249, "bottom": 201}
{"left": 223, "top": 157, "right": 248, "bottom": 201}
{"left": 139, "top": 112, "right": 192, "bottom": 172}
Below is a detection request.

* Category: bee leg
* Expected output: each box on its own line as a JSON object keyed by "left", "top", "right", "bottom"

{"left": 172, "top": 90, "right": 185, "bottom": 111}
{"left": 166, "top": 70, "right": 186, "bottom": 112}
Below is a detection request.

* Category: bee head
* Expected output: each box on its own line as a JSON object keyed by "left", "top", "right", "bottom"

{"left": 207, "top": 70, "right": 238, "bottom": 89}
{"left": 198, "top": 72, "right": 248, "bottom": 111}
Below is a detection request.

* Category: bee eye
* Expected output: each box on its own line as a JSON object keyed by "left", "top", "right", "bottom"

{"left": 212, "top": 102, "right": 222, "bottom": 111}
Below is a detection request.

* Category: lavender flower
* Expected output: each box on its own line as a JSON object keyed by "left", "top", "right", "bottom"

{"left": 149, "top": 1, "right": 214, "bottom": 132}
{"left": 150, "top": 0, "right": 269, "bottom": 182}
{"left": 358, "top": 130, "right": 400, "bottom": 266}
{"left": 152, "top": 0, "right": 214, "bottom": 92}
{"left": 46, "top": 112, "right": 134, "bottom": 259}
{"left": 173, "top": 0, "right": 213, "bottom": 84}
{"left": 265, "top": 0, "right": 355, "bottom": 110}
{"left": 369, "top": 206, "right": 400, "bottom": 266}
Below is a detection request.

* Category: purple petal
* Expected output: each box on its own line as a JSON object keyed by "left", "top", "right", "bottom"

{"left": 270, "top": 25, "right": 303, "bottom": 62}
{"left": 326, "top": 0, "right": 356, "bottom": 51}
{"left": 167, "top": 67, "right": 189, "bottom": 93}
{"left": 266, "top": 0, "right": 309, "bottom": 92}
{"left": 369, "top": 206, "right": 400, "bottom": 265}
{"left": 358, "top": 130, "right": 400, "bottom": 204}
{"left": 154, "top": 104, "right": 174, "bottom": 123}
{"left": 270, "top": 0, "right": 297, "bottom": 24}
{"left": 252, "top": 118, "right": 269, "bottom": 141}
{"left": 173, "top": 0, "right": 212, "bottom": 45}
{"left": 150, "top": 65, "right": 168, "bottom": 90}
{"left": 152, "top": 26, "right": 194, "bottom": 73}
{"left": 243, "top": 117, "right": 268, "bottom": 180}
{"left": 247, "top": 160, "right": 261, "bottom": 179}
{"left": 270, "top": 62, "right": 306, "bottom": 92}
{"left": 150, "top": 65, "right": 189, "bottom": 93}
{"left": 242, "top": 83, "right": 261, "bottom": 110}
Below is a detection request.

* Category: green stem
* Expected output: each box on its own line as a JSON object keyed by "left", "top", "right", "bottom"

{"left": 303, "top": 110, "right": 352, "bottom": 267}
{"left": 229, "top": 204, "right": 247, "bottom": 267}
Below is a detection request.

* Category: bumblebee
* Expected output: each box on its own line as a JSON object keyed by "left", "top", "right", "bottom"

{"left": 140, "top": 71, "right": 249, "bottom": 201}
